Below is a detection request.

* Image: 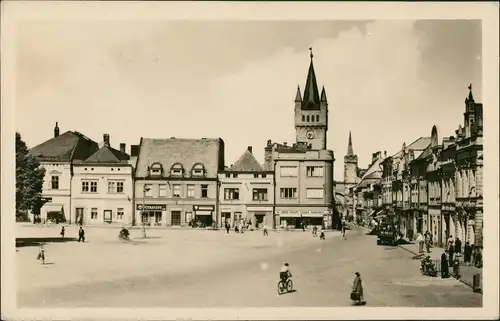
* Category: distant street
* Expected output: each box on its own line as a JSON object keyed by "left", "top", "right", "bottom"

{"left": 17, "top": 226, "right": 481, "bottom": 308}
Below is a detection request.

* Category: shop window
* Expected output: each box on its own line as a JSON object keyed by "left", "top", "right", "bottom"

{"left": 117, "top": 208, "right": 124, "bottom": 220}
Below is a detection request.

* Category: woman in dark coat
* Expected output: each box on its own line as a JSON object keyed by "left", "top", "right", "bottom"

{"left": 464, "top": 241, "right": 472, "bottom": 265}
{"left": 351, "top": 272, "right": 364, "bottom": 305}
{"left": 441, "top": 251, "right": 449, "bottom": 278}
{"left": 454, "top": 238, "right": 462, "bottom": 254}
{"left": 448, "top": 242, "right": 455, "bottom": 267}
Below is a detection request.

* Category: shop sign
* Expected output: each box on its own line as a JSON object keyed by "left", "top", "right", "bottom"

{"left": 136, "top": 204, "right": 166, "bottom": 211}
{"left": 193, "top": 205, "right": 215, "bottom": 211}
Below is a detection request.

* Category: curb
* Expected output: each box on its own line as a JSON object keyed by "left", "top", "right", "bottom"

{"left": 398, "top": 244, "right": 482, "bottom": 294}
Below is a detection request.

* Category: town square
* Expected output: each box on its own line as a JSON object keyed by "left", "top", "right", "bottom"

{"left": 5, "top": 8, "right": 498, "bottom": 317}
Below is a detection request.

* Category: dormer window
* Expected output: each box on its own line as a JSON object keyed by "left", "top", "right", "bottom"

{"left": 149, "top": 163, "right": 163, "bottom": 176}
{"left": 191, "top": 163, "right": 206, "bottom": 177}
{"left": 170, "top": 163, "right": 184, "bottom": 177}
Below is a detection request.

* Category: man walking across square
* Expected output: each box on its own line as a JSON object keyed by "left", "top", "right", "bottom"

{"left": 78, "top": 226, "right": 85, "bottom": 242}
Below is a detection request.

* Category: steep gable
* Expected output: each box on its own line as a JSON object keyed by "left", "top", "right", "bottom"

{"left": 83, "top": 145, "right": 130, "bottom": 164}
{"left": 228, "top": 150, "right": 264, "bottom": 172}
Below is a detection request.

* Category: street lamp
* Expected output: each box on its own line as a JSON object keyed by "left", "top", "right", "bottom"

{"left": 142, "top": 185, "right": 151, "bottom": 238}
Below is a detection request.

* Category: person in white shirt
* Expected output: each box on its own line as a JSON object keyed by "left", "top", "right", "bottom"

{"left": 279, "top": 263, "right": 292, "bottom": 282}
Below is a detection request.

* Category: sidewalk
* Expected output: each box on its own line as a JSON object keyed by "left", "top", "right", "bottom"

{"left": 399, "top": 242, "right": 482, "bottom": 293}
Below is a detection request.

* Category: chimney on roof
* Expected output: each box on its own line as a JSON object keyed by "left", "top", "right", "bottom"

{"left": 130, "top": 145, "right": 139, "bottom": 157}
{"left": 54, "top": 122, "right": 60, "bottom": 138}
{"left": 384, "top": 151, "right": 387, "bottom": 158}
{"left": 120, "top": 143, "right": 126, "bottom": 154}
{"left": 283, "top": 142, "right": 288, "bottom": 147}
{"left": 247, "top": 146, "right": 253, "bottom": 154}
{"left": 103, "top": 134, "right": 110, "bottom": 147}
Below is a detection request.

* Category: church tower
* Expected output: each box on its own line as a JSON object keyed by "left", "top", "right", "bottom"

{"left": 294, "top": 48, "right": 329, "bottom": 150}
{"left": 344, "top": 131, "right": 358, "bottom": 185}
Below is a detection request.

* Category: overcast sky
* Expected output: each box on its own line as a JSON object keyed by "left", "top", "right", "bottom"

{"left": 15, "top": 19, "right": 482, "bottom": 180}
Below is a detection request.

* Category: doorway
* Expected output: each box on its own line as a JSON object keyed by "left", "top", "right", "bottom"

{"left": 171, "top": 211, "right": 181, "bottom": 226}
{"left": 104, "top": 210, "right": 112, "bottom": 223}
{"left": 75, "top": 208, "right": 84, "bottom": 225}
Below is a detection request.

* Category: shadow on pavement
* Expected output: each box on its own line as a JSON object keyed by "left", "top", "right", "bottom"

{"left": 16, "top": 237, "right": 78, "bottom": 248}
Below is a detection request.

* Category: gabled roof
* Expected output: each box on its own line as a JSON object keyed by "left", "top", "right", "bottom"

{"left": 135, "top": 138, "right": 223, "bottom": 178}
{"left": 28, "top": 131, "right": 98, "bottom": 162}
{"left": 392, "top": 137, "right": 431, "bottom": 158}
{"left": 227, "top": 150, "right": 264, "bottom": 172}
{"left": 83, "top": 145, "right": 130, "bottom": 164}
{"left": 416, "top": 143, "right": 433, "bottom": 161}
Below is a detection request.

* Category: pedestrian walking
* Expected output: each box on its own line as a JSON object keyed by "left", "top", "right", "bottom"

{"left": 454, "top": 237, "right": 462, "bottom": 255}
{"left": 416, "top": 232, "right": 424, "bottom": 253}
{"left": 312, "top": 225, "right": 318, "bottom": 237}
{"left": 225, "top": 221, "right": 230, "bottom": 234}
{"left": 441, "top": 250, "right": 449, "bottom": 278}
{"left": 341, "top": 222, "right": 347, "bottom": 240}
{"left": 60, "top": 226, "right": 65, "bottom": 239}
{"left": 448, "top": 235, "right": 454, "bottom": 248}
{"left": 37, "top": 244, "right": 45, "bottom": 265}
{"left": 351, "top": 272, "right": 365, "bottom": 305}
{"left": 424, "top": 231, "right": 431, "bottom": 253}
{"left": 464, "top": 241, "right": 472, "bottom": 266}
{"left": 263, "top": 225, "right": 268, "bottom": 236}
{"left": 78, "top": 226, "right": 85, "bottom": 242}
{"left": 448, "top": 241, "right": 455, "bottom": 267}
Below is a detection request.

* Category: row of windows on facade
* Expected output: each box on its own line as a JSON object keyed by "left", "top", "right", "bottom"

{"left": 302, "top": 114, "right": 320, "bottom": 123}
{"left": 149, "top": 163, "right": 205, "bottom": 177}
{"left": 222, "top": 187, "right": 323, "bottom": 200}
{"left": 48, "top": 166, "right": 325, "bottom": 190}
{"left": 86, "top": 208, "right": 125, "bottom": 220}
{"left": 381, "top": 172, "right": 477, "bottom": 204}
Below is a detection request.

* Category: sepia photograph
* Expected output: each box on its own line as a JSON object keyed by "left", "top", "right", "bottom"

{"left": 2, "top": 1, "right": 499, "bottom": 320}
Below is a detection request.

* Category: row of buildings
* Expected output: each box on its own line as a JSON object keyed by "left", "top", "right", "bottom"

{"left": 344, "top": 85, "right": 484, "bottom": 248}
{"left": 27, "top": 52, "right": 339, "bottom": 229}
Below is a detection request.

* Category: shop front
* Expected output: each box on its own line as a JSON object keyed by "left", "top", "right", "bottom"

{"left": 247, "top": 207, "right": 273, "bottom": 229}
{"left": 137, "top": 204, "right": 166, "bottom": 226}
{"left": 193, "top": 205, "right": 215, "bottom": 227}
{"left": 277, "top": 208, "right": 326, "bottom": 229}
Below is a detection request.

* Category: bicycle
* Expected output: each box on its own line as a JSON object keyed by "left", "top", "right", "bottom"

{"left": 277, "top": 277, "right": 293, "bottom": 295}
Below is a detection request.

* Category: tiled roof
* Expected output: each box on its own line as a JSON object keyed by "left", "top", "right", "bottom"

{"left": 82, "top": 145, "right": 130, "bottom": 164}
{"left": 227, "top": 150, "right": 264, "bottom": 172}
{"left": 135, "top": 138, "right": 224, "bottom": 178}
{"left": 416, "top": 143, "right": 433, "bottom": 160}
{"left": 28, "top": 131, "right": 98, "bottom": 162}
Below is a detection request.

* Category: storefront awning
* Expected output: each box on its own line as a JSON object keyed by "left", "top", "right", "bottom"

{"left": 44, "top": 204, "right": 64, "bottom": 213}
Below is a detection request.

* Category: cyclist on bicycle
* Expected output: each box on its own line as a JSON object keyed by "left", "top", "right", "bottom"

{"left": 279, "top": 263, "right": 292, "bottom": 282}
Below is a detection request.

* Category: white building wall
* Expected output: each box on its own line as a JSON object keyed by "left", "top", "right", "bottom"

{"left": 71, "top": 165, "right": 134, "bottom": 225}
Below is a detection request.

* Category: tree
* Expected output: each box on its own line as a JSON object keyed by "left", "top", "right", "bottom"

{"left": 16, "top": 132, "right": 46, "bottom": 216}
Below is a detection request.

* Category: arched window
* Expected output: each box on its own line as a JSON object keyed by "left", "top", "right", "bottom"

{"left": 316, "top": 115, "right": 320, "bottom": 122}
{"left": 302, "top": 115, "right": 305, "bottom": 122}
{"left": 306, "top": 115, "right": 310, "bottom": 122}
{"left": 170, "top": 163, "right": 184, "bottom": 176}
{"left": 149, "top": 163, "right": 163, "bottom": 176}
{"left": 191, "top": 163, "right": 206, "bottom": 177}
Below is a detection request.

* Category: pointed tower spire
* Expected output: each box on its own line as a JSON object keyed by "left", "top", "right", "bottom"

{"left": 347, "top": 131, "right": 354, "bottom": 156}
{"left": 295, "top": 85, "right": 302, "bottom": 102}
{"left": 320, "top": 86, "right": 327, "bottom": 102}
{"left": 467, "top": 83, "right": 474, "bottom": 101}
{"left": 302, "top": 47, "right": 321, "bottom": 110}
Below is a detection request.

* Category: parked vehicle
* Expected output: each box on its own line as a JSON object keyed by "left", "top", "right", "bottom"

{"left": 376, "top": 222, "right": 399, "bottom": 246}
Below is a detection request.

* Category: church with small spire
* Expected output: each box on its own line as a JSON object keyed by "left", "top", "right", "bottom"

{"left": 344, "top": 131, "right": 359, "bottom": 186}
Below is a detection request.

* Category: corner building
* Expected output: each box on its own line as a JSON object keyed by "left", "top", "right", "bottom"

{"left": 134, "top": 137, "right": 225, "bottom": 227}
{"left": 264, "top": 51, "right": 335, "bottom": 229}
